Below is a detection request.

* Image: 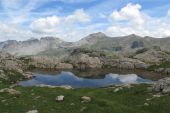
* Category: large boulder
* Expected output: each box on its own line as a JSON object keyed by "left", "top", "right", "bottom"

{"left": 153, "top": 77, "right": 170, "bottom": 94}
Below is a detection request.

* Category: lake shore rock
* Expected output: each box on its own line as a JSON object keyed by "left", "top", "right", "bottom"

{"left": 153, "top": 77, "right": 170, "bottom": 94}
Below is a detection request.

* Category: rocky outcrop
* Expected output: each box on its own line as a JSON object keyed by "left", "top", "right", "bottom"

{"left": 102, "top": 57, "right": 148, "bottom": 70}
{"left": 27, "top": 56, "right": 73, "bottom": 69}
{"left": 69, "top": 53, "right": 102, "bottom": 70}
{"left": 0, "top": 52, "right": 23, "bottom": 70}
{"left": 134, "top": 50, "right": 170, "bottom": 63}
{"left": 28, "top": 56, "right": 59, "bottom": 69}
{"left": 0, "top": 52, "right": 33, "bottom": 82}
{"left": 153, "top": 77, "right": 170, "bottom": 94}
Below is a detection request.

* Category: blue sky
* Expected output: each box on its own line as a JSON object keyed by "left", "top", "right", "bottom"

{"left": 0, "top": 0, "right": 170, "bottom": 41}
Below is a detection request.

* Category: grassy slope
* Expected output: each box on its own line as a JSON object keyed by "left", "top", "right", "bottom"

{"left": 0, "top": 84, "right": 170, "bottom": 113}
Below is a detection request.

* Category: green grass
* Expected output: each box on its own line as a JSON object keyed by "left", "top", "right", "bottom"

{"left": 0, "top": 84, "right": 170, "bottom": 113}
{"left": 0, "top": 69, "right": 24, "bottom": 85}
{"left": 147, "top": 62, "right": 170, "bottom": 71}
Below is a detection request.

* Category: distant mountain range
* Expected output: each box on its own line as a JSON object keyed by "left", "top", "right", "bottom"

{"left": 0, "top": 32, "right": 170, "bottom": 56}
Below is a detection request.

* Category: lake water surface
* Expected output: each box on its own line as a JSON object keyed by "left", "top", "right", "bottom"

{"left": 19, "top": 70, "right": 153, "bottom": 88}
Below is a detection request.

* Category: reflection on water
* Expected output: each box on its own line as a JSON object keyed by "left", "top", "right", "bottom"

{"left": 19, "top": 71, "right": 153, "bottom": 88}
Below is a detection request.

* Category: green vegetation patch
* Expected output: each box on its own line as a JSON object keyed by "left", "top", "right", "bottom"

{"left": 0, "top": 84, "right": 170, "bottom": 113}
{"left": 147, "top": 62, "right": 170, "bottom": 71}
{"left": 0, "top": 69, "right": 24, "bottom": 85}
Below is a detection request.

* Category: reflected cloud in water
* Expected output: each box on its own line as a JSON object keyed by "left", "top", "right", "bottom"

{"left": 19, "top": 71, "right": 152, "bottom": 88}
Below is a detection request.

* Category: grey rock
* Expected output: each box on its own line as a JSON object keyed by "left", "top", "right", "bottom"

{"left": 144, "top": 103, "right": 149, "bottom": 106}
{"left": 81, "top": 96, "right": 91, "bottom": 103}
{"left": 70, "top": 54, "right": 102, "bottom": 70}
{"left": 164, "top": 68, "right": 170, "bottom": 75}
{"left": 153, "top": 77, "right": 170, "bottom": 94}
{"left": 56, "top": 63, "right": 73, "bottom": 69}
{"left": 56, "top": 95, "right": 64, "bottom": 101}
{"left": 0, "top": 88, "right": 21, "bottom": 95}
{"left": 26, "top": 110, "right": 38, "bottom": 113}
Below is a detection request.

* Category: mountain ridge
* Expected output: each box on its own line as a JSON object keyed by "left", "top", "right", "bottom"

{"left": 0, "top": 32, "right": 170, "bottom": 56}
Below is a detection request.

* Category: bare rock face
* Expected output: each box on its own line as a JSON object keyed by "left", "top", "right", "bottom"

{"left": 70, "top": 54, "right": 102, "bottom": 70}
{"left": 28, "top": 56, "right": 73, "bottom": 69}
{"left": 153, "top": 77, "right": 170, "bottom": 94}
{"left": 102, "top": 57, "right": 148, "bottom": 70}
{"left": 29, "top": 56, "right": 59, "bottom": 69}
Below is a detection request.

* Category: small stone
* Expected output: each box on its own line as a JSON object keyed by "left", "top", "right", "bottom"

{"left": 146, "top": 98, "right": 152, "bottom": 101}
{"left": 56, "top": 95, "right": 64, "bottom": 101}
{"left": 144, "top": 103, "right": 149, "bottom": 106}
{"left": 81, "top": 96, "right": 91, "bottom": 103}
{"left": 153, "top": 94, "right": 161, "bottom": 98}
{"left": 80, "top": 106, "right": 87, "bottom": 112}
{"left": 26, "top": 110, "right": 38, "bottom": 113}
{"left": 1, "top": 100, "right": 6, "bottom": 102}
{"left": 114, "top": 88, "right": 120, "bottom": 92}
{"left": 70, "top": 103, "right": 75, "bottom": 106}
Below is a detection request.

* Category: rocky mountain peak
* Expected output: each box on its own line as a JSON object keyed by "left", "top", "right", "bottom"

{"left": 40, "top": 37, "right": 63, "bottom": 43}
{"left": 82, "top": 32, "right": 108, "bottom": 41}
{"left": 126, "top": 34, "right": 142, "bottom": 38}
{"left": 89, "top": 32, "right": 107, "bottom": 37}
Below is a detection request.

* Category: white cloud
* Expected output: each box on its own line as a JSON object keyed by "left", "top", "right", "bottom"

{"left": 65, "top": 9, "right": 91, "bottom": 23}
{"left": 0, "top": 21, "right": 34, "bottom": 41}
{"left": 29, "top": 9, "right": 92, "bottom": 41}
{"left": 110, "top": 3, "right": 144, "bottom": 26}
{"left": 1, "top": 1, "right": 170, "bottom": 42}
{"left": 30, "top": 16, "right": 60, "bottom": 34}
{"left": 107, "top": 3, "right": 170, "bottom": 38}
